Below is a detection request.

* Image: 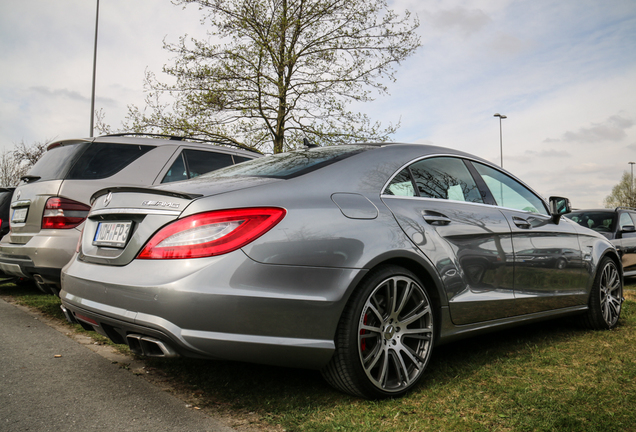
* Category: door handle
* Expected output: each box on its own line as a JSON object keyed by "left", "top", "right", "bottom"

{"left": 422, "top": 212, "right": 451, "bottom": 225}
{"left": 513, "top": 216, "right": 531, "bottom": 229}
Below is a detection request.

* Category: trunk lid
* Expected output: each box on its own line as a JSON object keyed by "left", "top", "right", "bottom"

{"left": 80, "top": 188, "right": 198, "bottom": 266}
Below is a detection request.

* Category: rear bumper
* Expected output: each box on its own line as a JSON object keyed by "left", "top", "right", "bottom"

{"left": 0, "top": 229, "right": 79, "bottom": 282}
{"left": 60, "top": 252, "right": 367, "bottom": 369}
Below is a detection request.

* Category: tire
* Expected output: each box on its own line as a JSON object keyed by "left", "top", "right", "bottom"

{"left": 582, "top": 257, "right": 622, "bottom": 330}
{"left": 321, "top": 265, "right": 435, "bottom": 399}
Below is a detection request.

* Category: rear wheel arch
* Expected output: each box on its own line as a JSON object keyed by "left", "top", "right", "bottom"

{"left": 358, "top": 252, "right": 446, "bottom": 310}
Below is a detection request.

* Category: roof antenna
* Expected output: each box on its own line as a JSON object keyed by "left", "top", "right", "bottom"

{"left": 303, "top": 137, "right": 319, "bottom": 149}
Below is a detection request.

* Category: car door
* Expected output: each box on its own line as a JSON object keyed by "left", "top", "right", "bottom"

{"left": 616, "top": 211, "right": 636, "bottom": 275}
{"left": 381, "top": 156, "right": 516, "bottom": 325}
{"left": 470, "top": 161, "right": 586, "bottom": 314}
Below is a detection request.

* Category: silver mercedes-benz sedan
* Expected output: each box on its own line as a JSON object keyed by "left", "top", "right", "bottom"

{"left": 60, "top": 143, "right": 623, "bottom": 399}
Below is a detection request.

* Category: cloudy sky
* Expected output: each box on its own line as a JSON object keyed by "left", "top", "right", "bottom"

{"left": 1, "top": 0, "right": 635, "bottom": 209}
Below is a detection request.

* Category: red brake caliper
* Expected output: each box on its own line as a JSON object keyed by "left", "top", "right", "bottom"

{"left": 360, "top": 313, "right": 368, "bottom": 352}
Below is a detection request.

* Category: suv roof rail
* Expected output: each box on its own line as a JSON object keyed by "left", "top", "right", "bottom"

{"left": 615, "top": 206, "right": 636, "bottom": 211}
{"left": 101, "top": 133, "right": 262, "bottom": 155}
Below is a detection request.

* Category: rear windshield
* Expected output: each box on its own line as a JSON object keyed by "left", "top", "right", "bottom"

{"left": 25, "top": 142, "right": 89, "bottom": 181}
{"left": 204, "top": 145, "right": 370, "bottom": 179}
{"left": 67, "top": 142, "right": 155, "bottom": 179}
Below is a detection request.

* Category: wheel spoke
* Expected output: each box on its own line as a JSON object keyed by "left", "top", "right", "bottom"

{"left": 394, "top": 280, "right": 413, "bottom": 317}
{"left": 400, "top": 303, "right": 431, "bottom": 326}
{"left": 401, "top": 327, "right": 433, "bottom": 337}
{"left": 365, "top": 302, "right": 383, "bottom": 324}
{"left": 400, "top": 343, "right": 427, "bottom": 366}
{"left": 360, "top": 323, "right": 382, "bottom": 334}
{"left": 363, "top": 342, "right": 385, "bottom": 371}
{"left": 391, "top": 349, "right": 410, "bottom": 385}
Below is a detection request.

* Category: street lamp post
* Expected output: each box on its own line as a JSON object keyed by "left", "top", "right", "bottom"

{"left": 89, "top": 0, "right": 100, "bottom": 137}
{"left": 494, "top": 113, "right": 507, "bottom": 168}
{"left": 629, "top": 161, "right": 635, "bottom": 207}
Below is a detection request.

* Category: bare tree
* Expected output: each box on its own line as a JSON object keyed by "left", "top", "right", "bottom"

{"left": 0, "top": 139, "right": 51, "bottom": 187}
{"left": 604, "top": 172, "right": 635, "bottom": 208}
{"left": 126, "top": 0, "right": 420, "bottom": 153}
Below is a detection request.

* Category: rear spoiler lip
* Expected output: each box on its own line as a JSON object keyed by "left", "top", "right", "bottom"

{"left": 91, "top": 186, "right": 203, "bottom": 204}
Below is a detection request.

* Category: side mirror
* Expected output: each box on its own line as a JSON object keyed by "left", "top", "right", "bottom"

{"left": 549, "top": 196, "right": 571, "bottom": 223}
{"left": 622, "top": 225, "right": 636, "bottom": 233}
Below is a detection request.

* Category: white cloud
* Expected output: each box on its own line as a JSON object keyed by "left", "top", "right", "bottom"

{"left": 546, "top": 115, "right": 634, "bottom": 143}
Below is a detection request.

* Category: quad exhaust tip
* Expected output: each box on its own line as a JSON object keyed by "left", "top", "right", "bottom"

{"left": 126, "top": 334, "right": 179, "bottom": 358}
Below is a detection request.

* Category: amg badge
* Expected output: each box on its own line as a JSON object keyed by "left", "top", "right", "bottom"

{"left": 141, "top": 200, "right": 180, "bottom": 209}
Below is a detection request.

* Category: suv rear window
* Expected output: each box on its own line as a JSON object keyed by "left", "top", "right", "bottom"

{"left": 25, "top": 142, "right": 89, "bottom": 181}
{"left": 66, "top": 142, "right": 155, "bottom": 180}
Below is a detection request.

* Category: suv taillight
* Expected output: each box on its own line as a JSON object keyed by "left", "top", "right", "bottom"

{"left": 42, "top": 198, "right": 91, "bottom": 229}
{"left": 137, "top": 207, "right": 286, "bottom": 259}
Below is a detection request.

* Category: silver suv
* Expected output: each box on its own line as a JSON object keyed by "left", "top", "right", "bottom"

{"left": 0, "top": 134, "right": 259, "bottom": 294}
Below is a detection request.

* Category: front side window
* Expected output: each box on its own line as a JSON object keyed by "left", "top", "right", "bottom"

{"left": 408, "top": 157, "right": 483, "bottom": 203}
{"left": 472, "top": 162, "right": 547, "bottom": 215}
{"left": 619, "top": 212, "right": 635, "bottom": 229}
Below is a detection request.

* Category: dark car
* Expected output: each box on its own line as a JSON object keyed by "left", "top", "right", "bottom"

{"left": 0, "top": 187, "right": 15, "bottom": 239}
{"left": 60, "top": 143, "right": 623, "bottom": 399}
{"left": 565, "top": 207, "right": 636, "bottom": 277}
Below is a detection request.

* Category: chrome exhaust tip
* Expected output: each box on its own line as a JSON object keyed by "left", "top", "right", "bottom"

{"left": 126, "top": 334, "right": 179, "bottom": 358}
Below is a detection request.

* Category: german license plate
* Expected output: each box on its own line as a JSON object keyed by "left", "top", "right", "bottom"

{"left": 11, "top": 207, "right": 28, "bottom": 224}
{"left": 93, "top": 221, "right": 132, "bottom": 248}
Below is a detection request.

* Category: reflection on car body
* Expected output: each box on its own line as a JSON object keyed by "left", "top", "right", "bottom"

{"left": 60, "top": 143, "right": 623, "bottom": 399}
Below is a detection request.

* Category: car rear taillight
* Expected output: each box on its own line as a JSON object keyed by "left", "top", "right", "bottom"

{"left": 42, "top": 198, "right": 91, "bottom": 229}
{"left": 137, "top": 207, "right": 286, "bottom": 259}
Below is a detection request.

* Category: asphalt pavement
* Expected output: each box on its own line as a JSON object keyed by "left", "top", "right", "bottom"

{"left": 0, "top": 298, "right": 237, "bottom": 432}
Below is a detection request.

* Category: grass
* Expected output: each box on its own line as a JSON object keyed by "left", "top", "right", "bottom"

{"left": 2, "top": 278, "right": 635, "bottom": 432}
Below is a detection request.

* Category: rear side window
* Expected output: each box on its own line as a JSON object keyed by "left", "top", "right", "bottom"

{"left": 187, "top": 150, "right": 234, "bottom": 178}
{"left": 66, "top": 143, "right": 155, "bottom": 180}
{"left": 161, "top": 149, "right": 235, "bottom": 183}
{"left": 25, "top": 143, "right": 89, "bottom": 181}
{"left": 408, "top": 157, "right": 484, "bottom": 203}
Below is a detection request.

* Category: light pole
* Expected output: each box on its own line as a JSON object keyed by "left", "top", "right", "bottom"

{"left": 494, "top": 113, "right": 507, "bottom": 168}
{"left": 89, "top": 0, "right": 100, "bottom": 137}
{"left": 630, "top": 161, "right": 635, "bottom": 207}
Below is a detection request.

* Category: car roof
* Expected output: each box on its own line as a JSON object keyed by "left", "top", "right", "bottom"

{"left": 570, "top": 208, "right": 636, "bottom": 213}
{"left": 48, "top": 135, "right": 261, "bottom": 158}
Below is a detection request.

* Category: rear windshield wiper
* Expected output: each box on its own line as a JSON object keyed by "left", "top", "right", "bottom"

{"left": 20, "top": 175, "right": 41, "bottom": 183}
